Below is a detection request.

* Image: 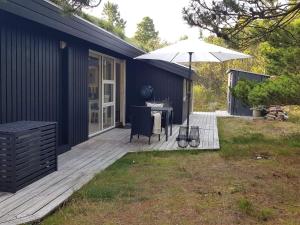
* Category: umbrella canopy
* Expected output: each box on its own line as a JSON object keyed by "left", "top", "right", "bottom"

{"left": 135, "top": 39, "right": 251, "bottom": 63}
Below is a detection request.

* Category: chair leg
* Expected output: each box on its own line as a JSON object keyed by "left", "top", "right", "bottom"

{"left": 158, "top": 134, "right": 160, "bottom": 141}
{"left": 148, "top": 136, "right": 151, "bottom": 145}
{"left": 138, "top": 134, "right": 139, "bottom": 139}
{"left": 130, "top": 134, "right": 132, "bottom": 142}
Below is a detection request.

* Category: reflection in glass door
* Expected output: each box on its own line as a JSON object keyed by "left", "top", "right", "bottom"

{"left": 88, "top": 56, "right": 101, "bottom": 135}
{"left": 102, "top": 57, "right": 115, "bottom": 130}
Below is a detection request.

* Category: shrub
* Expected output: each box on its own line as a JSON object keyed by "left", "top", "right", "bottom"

{"left": 233, "top": 74, "right": 300, "bottom": 107}
{"left": 231, "top": 79, "right": 257, "bottom": 106}
{"left": 249, "top": 75, "right": 300, "bottom": 106}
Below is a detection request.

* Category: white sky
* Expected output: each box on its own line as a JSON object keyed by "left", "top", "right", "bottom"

{"left": 85, "top": 0, "right": 202, "bottom": 43}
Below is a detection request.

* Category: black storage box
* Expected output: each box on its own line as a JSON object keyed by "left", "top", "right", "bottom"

{"left": 0, "top": 121, "right": 57, "bottom": 193}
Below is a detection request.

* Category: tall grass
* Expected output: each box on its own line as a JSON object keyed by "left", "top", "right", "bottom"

{"left": 193, "top": 85, "right": 226, "bottom": 112}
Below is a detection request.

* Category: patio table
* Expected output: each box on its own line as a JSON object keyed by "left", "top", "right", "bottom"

{"left": 151, "top": 107, "right": 173, "bottom": 141}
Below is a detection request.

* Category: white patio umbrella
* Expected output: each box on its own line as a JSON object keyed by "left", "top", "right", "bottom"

{"left": 135, "top": 39, "right": 251, "bottom": 135}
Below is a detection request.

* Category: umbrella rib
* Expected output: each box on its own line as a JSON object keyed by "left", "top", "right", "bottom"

{"left": 169, "top": 52, "right": 180, "bottom": 62}
{"left": 209, "top": 52, "right": 223, "bottom": 62}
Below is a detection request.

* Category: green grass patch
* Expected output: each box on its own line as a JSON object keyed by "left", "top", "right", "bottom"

{"left": 238, "top": 198, "right": 255, "bottom": 216}
{"left": 238, "top": 198, "right": 273, "bottom": 221}
{"left": 258, "top": 208, "right": 273, "bottom": 221}
{"left": 218, "top": 117, "right": 300, "bottom": 158}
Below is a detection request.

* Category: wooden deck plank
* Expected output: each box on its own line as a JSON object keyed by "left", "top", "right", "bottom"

{"left": 0, "top": 113, "right": 219, "bottom": 225}
{"left": 0, "top": 135, "right": 130, "bottom": 220}
{"left": 1, "top": 145, "right": 127, "bottom": 223}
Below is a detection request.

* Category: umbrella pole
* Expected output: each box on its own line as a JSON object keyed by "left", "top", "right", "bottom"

{"left": 186, "top": 52, "right": 193, "bottom": 140}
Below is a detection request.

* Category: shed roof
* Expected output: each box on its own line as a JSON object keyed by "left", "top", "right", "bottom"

{"left": 227, "top": 69, "right": 270, "bottom": 77}
{"left": 0, "top": 0, "right": 197, "bottom": 80}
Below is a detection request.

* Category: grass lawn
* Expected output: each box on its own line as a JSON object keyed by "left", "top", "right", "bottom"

{"left": 37, "top": 115, "right": 300, "bottom": 225}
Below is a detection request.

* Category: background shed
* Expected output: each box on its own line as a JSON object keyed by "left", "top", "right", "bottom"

{"left": 227, "top": 69, "right": 270, "bottom": 116}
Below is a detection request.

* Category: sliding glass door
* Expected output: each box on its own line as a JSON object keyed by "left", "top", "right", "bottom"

{"left": 88, "top": 52, "right": 117, "bottom": 136}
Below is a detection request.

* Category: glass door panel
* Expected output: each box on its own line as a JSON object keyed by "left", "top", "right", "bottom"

{"left": 103, "top": 106, "right": 114, "bottom": 130}
{"left": 88, "top": 56, "right": 101, "bottom": 135}
{"left": 102, "top": 56, "right": 115, "bottom": 130}
{"left": 103, "top": 57, "right": 114, "bottom": 80}
{"left": 103, "top": 83, "right": 114, "bottom": 103}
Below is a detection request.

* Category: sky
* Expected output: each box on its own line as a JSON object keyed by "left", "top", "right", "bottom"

{"left": 85, "top": 0, "right": 202, "bottom": 43}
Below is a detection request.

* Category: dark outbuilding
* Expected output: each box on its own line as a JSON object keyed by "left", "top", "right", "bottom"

{"left": 227, "top": 69, "right": 270, "bottom": 116}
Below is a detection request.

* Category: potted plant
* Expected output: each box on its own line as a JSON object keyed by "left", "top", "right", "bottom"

{"left": 250, "top": 105, "right": 266, "bottom": 117}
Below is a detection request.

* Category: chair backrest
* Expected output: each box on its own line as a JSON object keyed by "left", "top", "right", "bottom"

{"left": 145, "top": 101, "right": 164, "bottom": 108}
{"left": 161, "top": 98, "right": 172, "bottom": 107}
{"left": 146, "top": 99, "right": 172, "bottom": 108}
{"left": 130, "top": 106, "right": 153, "bottom": 137}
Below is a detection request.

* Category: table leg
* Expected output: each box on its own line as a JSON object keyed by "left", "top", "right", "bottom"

{"left": 165, "top": 111, "right": 169, "bottom": 141}
{"left": 170, "top": 110, "right": 173, "bottom": 136}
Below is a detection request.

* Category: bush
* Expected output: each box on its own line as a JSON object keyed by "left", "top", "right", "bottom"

{"left": 231, "top": 79, "right": 257, "bottom": 106}
{"left": 250, "top": 75, "right": 300, "bottom": 106}
{"left": 233, "top": 75, "right": 300, "bottom": 107}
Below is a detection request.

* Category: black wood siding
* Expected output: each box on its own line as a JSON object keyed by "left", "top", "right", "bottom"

{"left": 0, "top": 19, "right": 89, "bottom": 150}
{"left": 67, "top": 44, "right": 89, "bottom": 146}
{"left": 0, "top": 23, "right": 60, "bottom": 124}
{"left": 126, "top": 60, "right": 185, "bottom": 124}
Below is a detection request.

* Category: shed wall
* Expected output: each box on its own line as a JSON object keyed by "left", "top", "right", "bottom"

{"left": 228, "top": 70, "right": 269, "bottom": 116}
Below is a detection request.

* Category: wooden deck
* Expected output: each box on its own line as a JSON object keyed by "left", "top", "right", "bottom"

{"left": 0, "top": 112, "right": 219, "bottom": 225}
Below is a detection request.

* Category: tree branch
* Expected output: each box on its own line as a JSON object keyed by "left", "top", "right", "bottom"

{"left": 183, "top": 0, "right": 300, "bottom": 48}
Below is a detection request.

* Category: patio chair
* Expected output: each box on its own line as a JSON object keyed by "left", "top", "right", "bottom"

{"left": 130, "top": 106, "right": 160, "bottom": 144}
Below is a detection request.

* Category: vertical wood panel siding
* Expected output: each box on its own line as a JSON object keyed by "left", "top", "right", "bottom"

{"left": 67, "top": 44, "right": 88, "bottom": 146}
{"left": 126, "top": 60, "right": 184, "bottom": 124}
{"left": 0, "top": 24, "right": 60, "bottom": 124}
{"left": 0, "top": 24, "right": 81, "bottom": 149}
{"left": 0, "top": 21, "right": 89, "bottom": 149}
